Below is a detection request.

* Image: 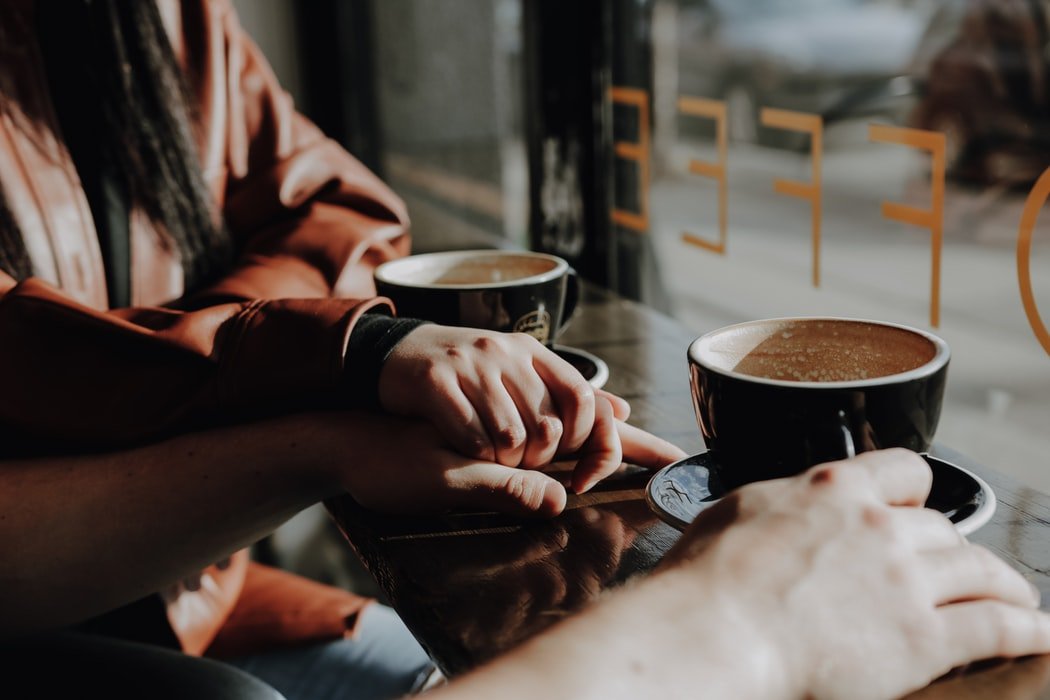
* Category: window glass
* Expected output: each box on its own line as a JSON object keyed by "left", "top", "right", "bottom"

{"left": 612, "top": 0, "right": 1050, "bottom": 490}
{"left": 370, "top": 0, "right": 527, "bottom": 253}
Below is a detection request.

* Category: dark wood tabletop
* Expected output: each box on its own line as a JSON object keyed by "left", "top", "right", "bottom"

{"left": 327, "top": 286, "right": 1050, "bottom": 699}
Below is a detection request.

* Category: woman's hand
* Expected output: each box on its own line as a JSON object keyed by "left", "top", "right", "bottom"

{"left": 377, "top": 325, "right": 684, "bottom": 492}
{"left": 655, "top": 449, "right": 1050, "bottom": 700}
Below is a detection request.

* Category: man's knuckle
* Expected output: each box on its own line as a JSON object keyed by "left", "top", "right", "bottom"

{"left": 860, "top": 503, "right": 892, "bottom": 532}
{"left": 810, "top": 461, "right": 876, "bottom": 498}
{"left": 421, "top": 359, "right": 444, "bottom": 382}
{"left": 537, "top": 416, "right": 563, "bottom": 443}
{"left": 993, "top": 606, "right": 1015, "bottom": 651}
{"left": 511, "top": 332, "right": 542, "bottom": 348}
{"left": 567, "top": 380, "right": 594, "bottom": 407}
{"left": 811, "top": 461, "right": 855, "bottom": 483}
{"left": 472, "top": 335, "right": 502, "bottom": 353}
{"left": 496, "top": 424, "right": 527, "bottom": 449}
{"left": 464, "top": 433, "right": 489, "bottom": 456}
{"left": 808, "top": 465, "right": 839, "bottom": 487}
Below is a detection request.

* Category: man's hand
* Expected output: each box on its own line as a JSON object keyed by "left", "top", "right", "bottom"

{"left": 657, "top": 449, "right": 1050, "bottom": 700}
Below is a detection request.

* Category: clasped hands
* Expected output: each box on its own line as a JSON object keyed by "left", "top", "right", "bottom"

{"left": 369, "top": 325, "right": 685, "bottom": 514}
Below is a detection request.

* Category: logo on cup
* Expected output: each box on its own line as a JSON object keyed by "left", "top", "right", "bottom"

{"left": 514, "top": 310, "right": 552, "bottom": 344}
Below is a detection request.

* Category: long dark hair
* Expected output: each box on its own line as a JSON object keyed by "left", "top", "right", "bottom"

{"left": 0, "top": 0, "right": 231, "bottom": 290}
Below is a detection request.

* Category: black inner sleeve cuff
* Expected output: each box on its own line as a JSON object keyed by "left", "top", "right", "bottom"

{"left": 343, "top": 313, "right": 430, "bottom": 408}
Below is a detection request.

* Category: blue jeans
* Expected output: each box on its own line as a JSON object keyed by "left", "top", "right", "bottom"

{"left": 224, "top": 604, "right": 439, "bottom": 700}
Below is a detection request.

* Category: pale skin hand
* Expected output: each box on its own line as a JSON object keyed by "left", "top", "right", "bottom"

{"left": 378, "top": 325, "right": 679, "bottom": 492}
{"left": 655, "top": 448, "right": 1050, "bottom": 700}
{"left": 425, "top": 450, "right": 1050, "bottom": 700}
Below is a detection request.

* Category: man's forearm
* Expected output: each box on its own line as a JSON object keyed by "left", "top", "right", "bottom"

{"left": 427, "top": 568, "right": 783, "bottom": 700}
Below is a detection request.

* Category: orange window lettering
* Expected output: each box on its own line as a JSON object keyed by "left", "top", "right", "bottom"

{"left": 869, "top": 125, "right": 945, "bottom": 328}
{"left": 1018, "top": 167, "right": 1050, "bottom": 356}
{"left": 761, "top": 109, "right": 823, "bottom": 287}
{"left": 679, "top": 96, "right": 728, "bottom": 254}
{"left": 609, "top": 87, "right": 650, "bottom": 234}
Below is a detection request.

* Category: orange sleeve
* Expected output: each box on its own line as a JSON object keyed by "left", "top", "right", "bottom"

{"left": 0, "top": 274, "right": 391, "bottom": 452}
{"left": 184, "top": 0, "right": 410, "bottom": 308}
{"left": 0, "top": 1, "right": 412, "bottom": 453}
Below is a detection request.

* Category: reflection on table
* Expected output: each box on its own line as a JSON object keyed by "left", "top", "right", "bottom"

{"left": 328, "top": 286, "right": 1050, "bottom": 698}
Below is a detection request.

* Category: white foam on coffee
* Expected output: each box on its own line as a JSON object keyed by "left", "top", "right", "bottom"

{"left": 376, "top": 251, "right": 563, "bottom": 288}
{"left": 698, "top": 324, "right": 773, "bottom": 372}
{"left": 692, "top": 318, "right": 949, "bottom": 387}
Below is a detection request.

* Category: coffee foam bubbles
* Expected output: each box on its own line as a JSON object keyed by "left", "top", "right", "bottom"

{"left": 701, "top": 320, "right": 937, "bottom": 383}
{"left": 432, "top": 256, "right": 556, "bottom": 285}
{"left": 382, "top": 254, "right": 559, "bottom": 287}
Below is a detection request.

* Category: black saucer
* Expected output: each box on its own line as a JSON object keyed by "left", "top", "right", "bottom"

{"left": 553, "top": 345, "right": 609, "bottom": 389}
{"left": 646, "top": 452, "right": 995, "bottom": 536}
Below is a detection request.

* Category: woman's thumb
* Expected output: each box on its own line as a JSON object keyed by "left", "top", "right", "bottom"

{"left": 447, "top": 462, "right": 567, "bottom": 517}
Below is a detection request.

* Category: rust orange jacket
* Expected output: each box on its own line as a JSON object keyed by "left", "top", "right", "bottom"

{"left": 0, "top": 0, "right": 406, "bottom": 655}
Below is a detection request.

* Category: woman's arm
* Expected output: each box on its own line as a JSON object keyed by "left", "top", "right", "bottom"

{"left": 0, "top": 413, "right": 335, "bottom": 637}
{"left": 0, "top": 403, "right": 679, "bottom": 639}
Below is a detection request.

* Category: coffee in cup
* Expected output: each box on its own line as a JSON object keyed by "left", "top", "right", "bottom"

{"left": 373, "top": 250, "right": 578, "bottom": 346}
{"left": 688, "top": 317, "right": 950, "bottom": 486}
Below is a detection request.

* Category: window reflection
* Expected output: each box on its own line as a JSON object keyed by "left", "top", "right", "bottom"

{"left": 913, "top": 0, "right": 1050, "bottom": 187}
{"left": 638, "top": 0, "right": 1050, "bottom": 491}
{"left": 371, "top": 0, "right": 527, "bottom": 253}
{"left": 677, "top": 0, "right": 923, "bottom": 145}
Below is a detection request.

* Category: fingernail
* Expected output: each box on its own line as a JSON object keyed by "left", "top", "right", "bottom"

{"left": 1030, "top": 580, "right": 1042, "bottom": 606}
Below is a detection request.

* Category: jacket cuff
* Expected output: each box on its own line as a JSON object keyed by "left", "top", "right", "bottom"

{"left": 343, "top": 313, "right": 429, "bottom": 408}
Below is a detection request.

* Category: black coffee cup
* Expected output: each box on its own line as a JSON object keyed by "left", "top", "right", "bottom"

{"left": 688, "top": 317, "right": 950, "bottom": 487}
{"left": 374, "top": 250, "right": 578, "bottom": 346}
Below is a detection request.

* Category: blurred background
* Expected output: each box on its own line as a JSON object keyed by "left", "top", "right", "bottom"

{"left": 233, "top": 0, "right": 1050, "bottom": 587}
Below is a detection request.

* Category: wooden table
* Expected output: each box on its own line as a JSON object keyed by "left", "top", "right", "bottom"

{"left": 328, "top": 286, "right": 1050, "bottom": 698}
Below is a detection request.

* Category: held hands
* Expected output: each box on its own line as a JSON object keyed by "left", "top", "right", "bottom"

{"left": 333, "top": 405, "right": 682, "bottom": 518}
{"left": 656, "top": 449, "right": 1050, "bottom": 700}
{"left": 369, "top": 326, "right": 1050, "bottom": 696}
{"left": 377, "top": 325, "right": 684, "bottom": 493}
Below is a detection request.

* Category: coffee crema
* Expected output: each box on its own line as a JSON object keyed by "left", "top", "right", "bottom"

{"left": 390, "top": 255, "right": 558, "bottom": 286}
{"left": 704, "top": 319, "right": 937, "bottom": 383}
